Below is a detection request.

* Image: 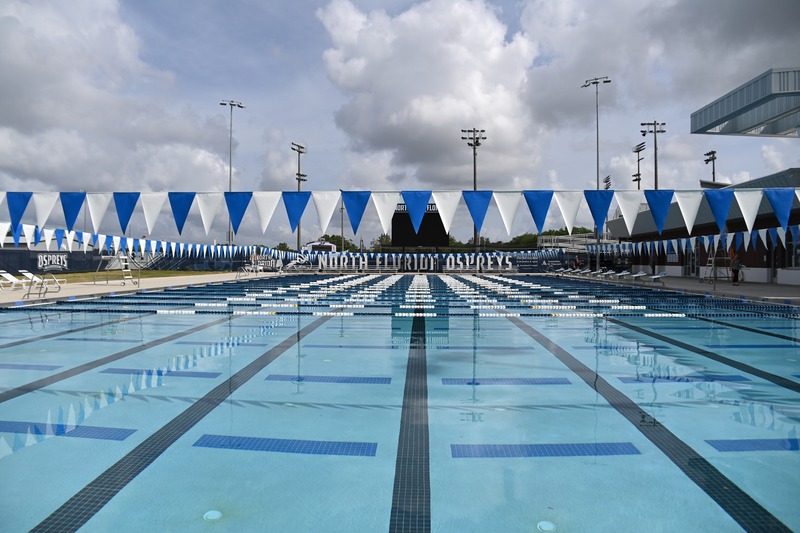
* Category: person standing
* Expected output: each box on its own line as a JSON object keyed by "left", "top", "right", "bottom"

{"left": 730, "top": 252, "right": 741, "bottom": 286}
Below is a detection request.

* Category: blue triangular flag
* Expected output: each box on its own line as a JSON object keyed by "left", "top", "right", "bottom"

{"left": 119, "top": 237, "right": 127, "bottom": 253}
{"left": 751, "top": 231, "right": 757, "bottom": 252}
{"left": 763, "top": 188, "right": 794, "bottom": 230}
{"left": 55, "top": 229, "right": 65, "bottom": 251}
{"left": 462, "top": 191, "right": 493, "bottom": 233}
{"left": 113, "top": 192, "right": 140, "bottom": 233}
{"left": 35, "top": 227, "right": 43, "bottom": 246}
{"left": 60, "top": 192, "right": 86, "bottom": 231}
{"left": 75, "top": 231, "right": 83, "bottom": 246}
{"left": 584, "top": 190, "right": 615, "bottom": 232}
{"left": 768, "top": 227, "right": 778, "bottom": 246}
{"left": 703, "top": 189, "right": 734, "bottom": 234}
{"left": 523, "top": 191, "right": 553, "bottom": 233}
{"left": 644, "top": 190, "right": 673, "bottom": 235}
{"left": 401, "top": 191, "right": 432, "bottom": 234}
{"left": 6, "top": 192, "right": 32, "bottom": 229}
{"left": 224, "top": 192, "right": 252, "bottom": 234}
{"left": 282, "top": 191, "right": 311, "bottom": 233}
{"left": 791, "top": 226, "right": 800, "bottom": 249}
{"left": 11, "top": 223, "right": 22, "bottom": 247}
{"left": 735, "top": 232, "right": 743, "bottom": 251}
{"left": 168, "top": 192, "right": 196, "bottom": 235}
{"left": 341, "top": 191, "right": 371, "bottom": 234}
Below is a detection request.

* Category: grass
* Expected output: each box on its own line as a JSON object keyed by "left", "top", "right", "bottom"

{"left": 52, "top": 270, "right": 228, "bottom": 284}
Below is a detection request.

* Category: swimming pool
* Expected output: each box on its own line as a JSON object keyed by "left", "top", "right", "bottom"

{"left": 1, "top": 274, "right": 798, "bottom": 532}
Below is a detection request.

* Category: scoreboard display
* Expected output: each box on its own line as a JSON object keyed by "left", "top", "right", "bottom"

{"left": 391, "top": 204, "right": 449, "bottom": 247}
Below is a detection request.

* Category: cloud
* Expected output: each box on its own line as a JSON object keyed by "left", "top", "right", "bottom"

{"left": 760, "top": 145, "right": 784, "bottom": 172}
{"left": 317, "top": 0, "right": 540, "bottom": 190}
{"left": 0, "top": 0, "right": 231, "bottom": 193}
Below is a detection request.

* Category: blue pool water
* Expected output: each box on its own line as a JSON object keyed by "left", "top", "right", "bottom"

{"left": 1, "top": 274, "right": 799, "bottom": 532}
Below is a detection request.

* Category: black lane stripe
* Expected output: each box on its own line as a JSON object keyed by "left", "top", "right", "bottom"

{"left": 0, "top": 313, "right": 157, "bottom": 352}
{"left": 507, "top": 316, "right": 791, "bottom": 533}
{"left": 30, "top": 312, "right": 335, "bottom": 533}
{"left": 389, "top": 313, "right": 431, "bottom": 533}
{"left": 605, "top": 317, "right": 800, "bottom": 395}
{"left": 0, "top": 314, "right": 235, "bottom": 405}
{"left": 691, "top": 316, "right": 800, "bottom": 343}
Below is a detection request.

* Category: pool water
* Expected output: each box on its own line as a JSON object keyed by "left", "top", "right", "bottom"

{"left": 1, "top": 274, "right": 798, "bottom": 532}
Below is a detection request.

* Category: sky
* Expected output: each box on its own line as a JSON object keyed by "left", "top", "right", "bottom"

{"left": 1, "top": 0, "right": 798, "bottom": 248}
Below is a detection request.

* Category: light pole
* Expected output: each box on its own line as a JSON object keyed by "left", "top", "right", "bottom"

{"left": 632, "top": 142, "right": 645, "bottom": 190}
{"left": 641, "top": 121, "right": 666, "bottom": 189}
{"left": 581, "top": 76, "right": 611, "bottom": 271}
{"left": 461, "top": 128, "right": 486, "bottom": 252}
{"left": 704, "top": 150, "right": 717, "bottom": 182}
{"left": 291, "top": 142, "right": 307, "bottom": 252}
{"left": 220, "top": 100, "right": 245, "bottom": 246}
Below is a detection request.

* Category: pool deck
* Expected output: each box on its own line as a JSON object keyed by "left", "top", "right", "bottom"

{"left": 1, "top": 270, "right": 799, "bottom": 308}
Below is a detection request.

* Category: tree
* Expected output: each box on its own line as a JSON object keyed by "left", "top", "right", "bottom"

{"left": 370, "top": 233, "right": 391, "bottom": 251}
{"left": 275, "top": 242, "right": 293, "bottom": 252}
{"left": 319, "top": 234, "right": 358, "bottom": 252}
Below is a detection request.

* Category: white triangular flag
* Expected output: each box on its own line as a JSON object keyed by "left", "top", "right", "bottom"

{"left": 725, "top": 233, "right": 734, "bottom": 252}
{"left": 311, "top": 191, "right": 341, "bottom": 234}
{"left": 140, "top": 192, "right": 168, "bottom": 235}
{"left": 777, "top": 227, "right": 786, "bottom": 248}
{"left": 252, "top": 191, "right": 282, "bottom": 233}
{"left": 742, "top": 231, "right": 750, "bottom": 251}
{"left": 553, "top": 191, "right": 583, "bottom": 235}
{"left": 733, "top": 189, "right": 762, "bottom": 232}
{"left": 66, "top": 230, "right": 75, "bottom": 253}
{"left": 86, "top": 193, "right": 113, "bottom": 234}
{"left": 22, "top": 224, "right": 36, "bottom": 249}
{"left": 196, "top": 192, "right": 224, "bottom": 235}
{"left": 492, "top": 192, "right": 522, "bottom": 236}
{"left": 82, "top": 232, "right": 92, "bottom": 253}
{"left": 674, "top": 191, "right": 704, "bottom": 235}
{"left": 371, "top": 192, "right": 402, "bottom": 235}
{"left": 758, "top": 228, "right": 768, "bottom": 248}
{"left": 0, "top": 222, "right": 8, "bottom": 248}
{"left": 431, "top": 191, "right": 461, "bottom": 234}
{"left": 32, "top": 192, "right": 59, "bottom": 230}
{"left": 614, "top": 190, "right": 644, "bottom": 237}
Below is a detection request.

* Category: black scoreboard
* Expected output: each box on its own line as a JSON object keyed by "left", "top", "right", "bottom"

{"left": 391, "top": 204, "right": 448, "bottom": 247}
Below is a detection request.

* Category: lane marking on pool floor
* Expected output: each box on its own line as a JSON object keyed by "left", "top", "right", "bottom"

{"left": 0, "top": 313, "right": 241, "bottom": 405}
{"left": 389, "top": 311, "right": 431, "bottom": 533}
{"left": 605, "top": 318, "right": 800, "bottom": 395}
{"left": 30, "top": 311, "right": 339, "bottom": 533}
{"left": 506, "top": 315, "right": 792, "bottom": 533}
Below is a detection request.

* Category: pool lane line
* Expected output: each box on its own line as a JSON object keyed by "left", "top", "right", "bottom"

{"left": 389, "top": 312, "right": 431, "bottom": 533}
{"left": 0, "top": 312, "right": 239, "bottom": 405}
{"left": 30, "top": 310, "right": 338, "bottom": 533}
{"left": 0, "top": 299, "right": 202, "bottom": 352}
{"left": 604, "top": 317, "right": 800, "bottom": 395}
{"left": 681, "top": 315, "right": 800, "bottom": 344}
{"left": 505, "top": 315, "right": 792, "bottom": 533}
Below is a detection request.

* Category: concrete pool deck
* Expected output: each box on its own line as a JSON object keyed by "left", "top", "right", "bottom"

{"left": 1, "top": 270, "right": 799, "bottom": 309}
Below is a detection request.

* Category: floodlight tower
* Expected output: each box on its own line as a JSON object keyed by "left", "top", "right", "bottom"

{"left": 461, "top": 128, "right": 486, "bottom": 252}
{"left": 220, "top": 100, "right": 245, "bottom": 246}
{"left": 581, "top": 76, "right": 611, "bottom": 271}
{"left": 704, "top": 150, "right": 717, "bottom": 182}
{"left": 291, "top": 142, "right": 307, "bottom": 252}
{"left": 632, "top": 142, "right": 645, "bottom": 190}
{"left": 641, "top": 121, "right": 666, "bottom": 189}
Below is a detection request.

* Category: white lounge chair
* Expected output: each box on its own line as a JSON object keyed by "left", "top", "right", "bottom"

{"left": 0, "top": 270, "right": 29, "bottom": 290}
{"left": 19, "top": 270, "right": 66, "bottom": 288}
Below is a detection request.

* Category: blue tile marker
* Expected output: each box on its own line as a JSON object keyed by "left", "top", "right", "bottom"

{"left": 193, "top": 435, "right": 378, "bottom": 456}
{"left": 451, "top": 442, "right": 640, "bottom": 458}
{"left": 0, "top": 421, "right": 135, "bottom": 441}
{"left": 442, "top": 378, "right": 570, "bottom": 385}
{"left": 100, "top": 368, "right": 221, "bottom": 378}
{"left": 706, "top": 439, "right": 799, "bottom": 452}
{"left": 266, "top": 375, "right": 391, "bottom": 384}
{"left": 617, "top": 375, "right": 749, "bottom": 384}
